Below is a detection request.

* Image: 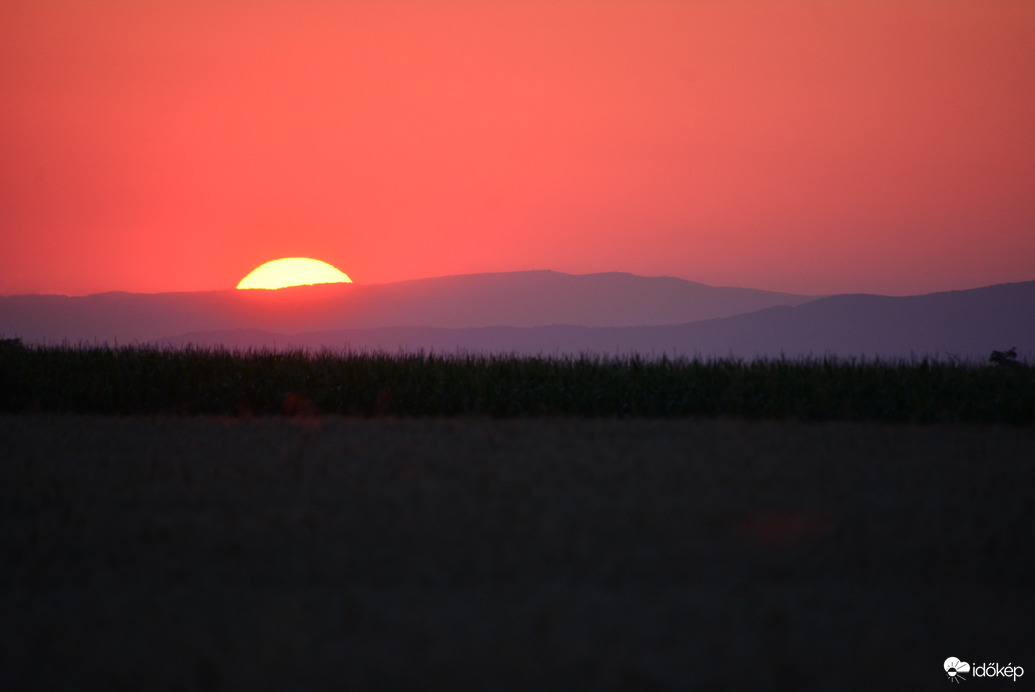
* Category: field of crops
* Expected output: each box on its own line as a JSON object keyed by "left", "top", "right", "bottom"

{"left": 1, "top": 344, "right": 1032, "bottom": 687}
{"left": 2, "top": 344, "right": 1033, "bottom": 423}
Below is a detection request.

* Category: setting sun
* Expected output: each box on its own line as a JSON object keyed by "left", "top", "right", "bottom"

{"left": 236, "top": 258, "right": 352, "bottom": 290}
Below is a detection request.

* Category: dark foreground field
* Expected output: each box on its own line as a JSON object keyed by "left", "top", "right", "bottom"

{"left": 2, "top": 416, "right": 1033, "bottom": 690}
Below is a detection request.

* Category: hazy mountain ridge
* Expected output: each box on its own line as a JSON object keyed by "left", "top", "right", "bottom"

{"left": 346, "top": 271, "right": 818, "bottom": 328}
{"left": 160, "top": 280, "right": 1035, "bottom": 362}
{"left": 0, "top": 270, "right": 817, "bottom": 343}
{"left": 3, "top": 272, "right": 1032, "bottom": 361}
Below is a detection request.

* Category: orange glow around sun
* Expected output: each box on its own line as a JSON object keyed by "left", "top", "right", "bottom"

{"left": 236, "top": 258, "right": 352, "bottom": 290}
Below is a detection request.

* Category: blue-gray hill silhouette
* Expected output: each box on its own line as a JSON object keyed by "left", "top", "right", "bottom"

{"left": 2, "top": 272, "right": 1032, "bottom": 361}
{"left": 0, "top": 270, "right": 815, "bottom": 343}
{"left": 163, "top": 281, "right": 1035, "bottom": 362}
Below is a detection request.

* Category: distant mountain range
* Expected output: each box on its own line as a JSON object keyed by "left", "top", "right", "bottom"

{"left": 2, "top": 271, "right": 1032, "bottom": 361}
{"left": 0, "top": 271, "right": 815, "bottom": 340}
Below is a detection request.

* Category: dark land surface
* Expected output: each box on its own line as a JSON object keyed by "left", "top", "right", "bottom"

{"left": 2, "top": 415, "right": 1033, "bottom": 690}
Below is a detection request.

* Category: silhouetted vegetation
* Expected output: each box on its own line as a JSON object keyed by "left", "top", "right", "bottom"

{"left": 0, "top": 337, "right": 24, "bottom": 351}
{"left": 2, "top": 344, "right": 1032, "bottom": 423}
{"left": 990, "top": 347, "right": 1022, "bottom": 368}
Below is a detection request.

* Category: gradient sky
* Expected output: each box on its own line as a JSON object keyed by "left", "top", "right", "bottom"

{"left": 2, "top": 1, "right": 1033, "bottom": 296}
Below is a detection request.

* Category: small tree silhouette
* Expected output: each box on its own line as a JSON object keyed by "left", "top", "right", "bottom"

{"left": 989, "top": 347, "right": 1019, "bottom": 367}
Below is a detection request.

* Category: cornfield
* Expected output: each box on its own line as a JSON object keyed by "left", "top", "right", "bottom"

{"left": 2, "top": 344, "right": 1031, "bottom": 423}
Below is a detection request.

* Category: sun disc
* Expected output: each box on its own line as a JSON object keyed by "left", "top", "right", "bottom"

{"left": 237, "top": 258, "right": 352, "bottom": 290}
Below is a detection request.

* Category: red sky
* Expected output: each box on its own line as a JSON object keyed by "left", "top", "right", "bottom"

{"left": 2, "top": 0, "right": 1033, "bottom": 297}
